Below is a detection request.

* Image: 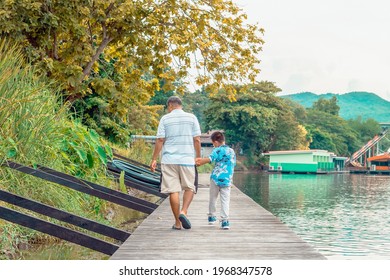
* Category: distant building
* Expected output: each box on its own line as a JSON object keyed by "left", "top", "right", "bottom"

{"left": 130, "top": 135, "right": 157, "bottom": 144}
{"left": 263, "top": 150, "right": 347, "bottom": 174}
{"left": 367, "top": 153, "right": 390, "bottom": 171}
{"left": 200, "top": 132, "right": 214, "bottom": 158}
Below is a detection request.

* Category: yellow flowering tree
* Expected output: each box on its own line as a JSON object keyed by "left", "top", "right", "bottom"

{"left": 1, "top": 0, "right": 264, "bottom": 142}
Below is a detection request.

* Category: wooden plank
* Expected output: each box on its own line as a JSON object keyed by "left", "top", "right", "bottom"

{"left": 110, "top": 174, "right": 326, "bottom": 260}
{"left": 0, "top": 189, "right": 130, "bottom": 242}
{"left": 0, "top": 206, "right": 119, "bottom": 255}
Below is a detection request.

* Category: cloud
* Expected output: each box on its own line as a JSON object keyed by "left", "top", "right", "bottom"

{"left": 347, "top": 80, "right": 361, "bottom": 92}
{"left": 234, "top": 0, "right": 390, "bottom": 101}
{"left": 283, "top": 74, "right": 310, "bottom": 93}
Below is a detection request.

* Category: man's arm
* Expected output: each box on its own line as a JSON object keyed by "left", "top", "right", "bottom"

{"left": 150, "top": 137, "right": 165, "bottom": 172}
{"left": 193, "top": 136, "right": 201, "bottom": 158}
{"left": 195, "top": 157, "right": 210, "bottom": 166}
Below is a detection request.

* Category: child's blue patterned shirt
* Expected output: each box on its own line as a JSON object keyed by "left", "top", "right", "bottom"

{"left": 208, "top": 145, "right": 236, "bottom": 187}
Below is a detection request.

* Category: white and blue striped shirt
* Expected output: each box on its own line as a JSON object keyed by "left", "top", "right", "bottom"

{"left": 156, "top": 109, "right": 201, "bottom": 165}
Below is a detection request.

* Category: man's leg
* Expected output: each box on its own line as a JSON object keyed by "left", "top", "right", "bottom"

{"left": 178, "top": 165, "right": 196, "bottom": 215}
{"left": 170, "top": 192, "right": 181, "bottom": 228}
{"left": 180, "top": 189, "right": 194, "bottom": 215}
{"left": 161, "top": 164, "right": 182, "bottom": 228}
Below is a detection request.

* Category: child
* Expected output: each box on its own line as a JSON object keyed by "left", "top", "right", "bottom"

{"left": 196, "top": 131, "right": 236, "bottom": 229}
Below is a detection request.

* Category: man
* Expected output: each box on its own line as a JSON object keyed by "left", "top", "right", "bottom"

{"left": 150, "top": 96, "right": 201, "bottom": 230}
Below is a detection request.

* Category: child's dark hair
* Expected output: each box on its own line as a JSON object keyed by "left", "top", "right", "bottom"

{"left": 211, "top": 131, "right": 225, "bottom": 143}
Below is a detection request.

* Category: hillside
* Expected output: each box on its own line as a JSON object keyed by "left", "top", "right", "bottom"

{"left": 281, "top": 92, "right": 390, "bottom": 122}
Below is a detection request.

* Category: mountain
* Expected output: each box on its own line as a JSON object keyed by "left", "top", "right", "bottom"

{"left": 280, "top": 91, "right": 390, "bottom": 122}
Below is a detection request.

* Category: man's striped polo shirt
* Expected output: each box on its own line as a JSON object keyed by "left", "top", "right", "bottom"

{"left": 156, "top": 109, "right": 201, "bottom": 165}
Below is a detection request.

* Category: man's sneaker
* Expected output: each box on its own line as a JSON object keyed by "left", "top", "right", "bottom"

{"left": 221, "top": 220, "right": 230, "bottom": 230}
{"left": 208, "top": 216, "right": 217, "bottom": 225}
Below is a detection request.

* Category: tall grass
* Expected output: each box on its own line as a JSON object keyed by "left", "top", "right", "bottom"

{"left": 0, "top": 39, "right": 118, "bottom": 258}
{"left": 0, "top": 42, "right": 66, "bottom": 166}
{"left": 117, "top": 140, "right": 154, "bottom": 165}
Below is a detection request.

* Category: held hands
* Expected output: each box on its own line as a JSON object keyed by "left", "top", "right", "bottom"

{"left": 151, "top": 158, "right": 207, "bottom": 169}
{"left": 150, "top": 159, "right": 157, "bottom": 172}
{"left": 195, "top": 157, "right": 209, "bottom": 166}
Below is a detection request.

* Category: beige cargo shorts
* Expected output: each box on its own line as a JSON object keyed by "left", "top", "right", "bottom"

{"left": 160, "top": 164, "right": 198, "bottom": 194}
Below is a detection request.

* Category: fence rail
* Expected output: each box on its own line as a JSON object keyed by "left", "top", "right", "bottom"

{"left": 0, "top": 189, "right": 130, "bottom": 242}
{"left": 0, "top": 206, "right": 119, "bottom": 255}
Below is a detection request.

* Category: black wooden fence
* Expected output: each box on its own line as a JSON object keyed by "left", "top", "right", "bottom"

{"left": 0, "top": 157, "right": 165, "bottom": 256}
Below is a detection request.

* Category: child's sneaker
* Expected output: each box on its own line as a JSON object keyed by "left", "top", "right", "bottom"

{"left": 221, "top": 220, "right": 230, "bottom": 230}
{"left": 208, "top": 216, "right": 217, "bottom": 224}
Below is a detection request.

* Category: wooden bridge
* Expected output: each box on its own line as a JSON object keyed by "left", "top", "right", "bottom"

{"left": 110, "top": 174, "right": 326, "bottom": 260}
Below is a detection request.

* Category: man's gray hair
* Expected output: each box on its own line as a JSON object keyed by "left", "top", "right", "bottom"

{"left": 167, "top": 96, "right": 182, "bottom": 106}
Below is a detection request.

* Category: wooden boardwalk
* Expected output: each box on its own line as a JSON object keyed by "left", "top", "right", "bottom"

{"left": 110, "top": 174, "right": 326, "bottom": 260}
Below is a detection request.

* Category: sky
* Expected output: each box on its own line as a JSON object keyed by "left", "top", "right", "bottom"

{"left": 234, "top": 0, "right": 390, "bottom": 101}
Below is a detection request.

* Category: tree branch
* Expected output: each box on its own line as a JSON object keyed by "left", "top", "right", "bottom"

{"left": 82, "top": 35, "right": 113, "bottom": 78}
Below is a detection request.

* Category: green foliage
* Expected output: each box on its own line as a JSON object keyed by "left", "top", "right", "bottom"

{"left": 205, "top": 82, "right": 309, "bottom": 162}
{"left": 70, "top": 52, "right": 162, "bottom": 144}
{"left": 147, "top": 77, "right": 176, "bottom": 107}
{"left": 347, "top": 117, "right": 381, "bottom": 144}
{"left": 126, "top": 140, "right": 154, "bottom": 166}
{"left": 312, "top": 96, "right": 340, "bottom": 116}
{"left": 182, "top": 88, "right": 210, "bottom": 131}
{"left": 306, "top": 126, "right": 337, "bottom": 152}
{"left": 0, "top": 40, "right": 66, "bottom": 166}
{"left": 59, "top": 120, "right": 113, "bottom": 177}
{"left": 283, "top": 98, "right": 307, "bottom": 123}
{"left": 72, "top": 90, "right": 162, "bottom": 145}
{"left": 119, "top": 171, "right": 127, "bottom": 193}
{"left": 270, "top": 111, "right": 310, "bottom": 151}
{"left": 305, "top": 109, "right": 360, "bottom": 156}
{"left": 197, "top": 163, "right": 214, "bottom": 173}
{"left": 0, "top": 137, "right": 18, "bottom": 159}
{"left": 345, "top": 117, "right": 384, "bottom": 155}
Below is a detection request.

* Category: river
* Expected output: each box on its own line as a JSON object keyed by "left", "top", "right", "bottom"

{"left": 234, "top": 172, "right": 390, "bottom": 259}
{"left": 18, "top": 172, "right": 390, "bottom": 260}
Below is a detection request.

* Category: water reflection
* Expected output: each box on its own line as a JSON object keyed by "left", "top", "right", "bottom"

{"left": 234, "top": 172, "right": 390, "bottom": 259}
